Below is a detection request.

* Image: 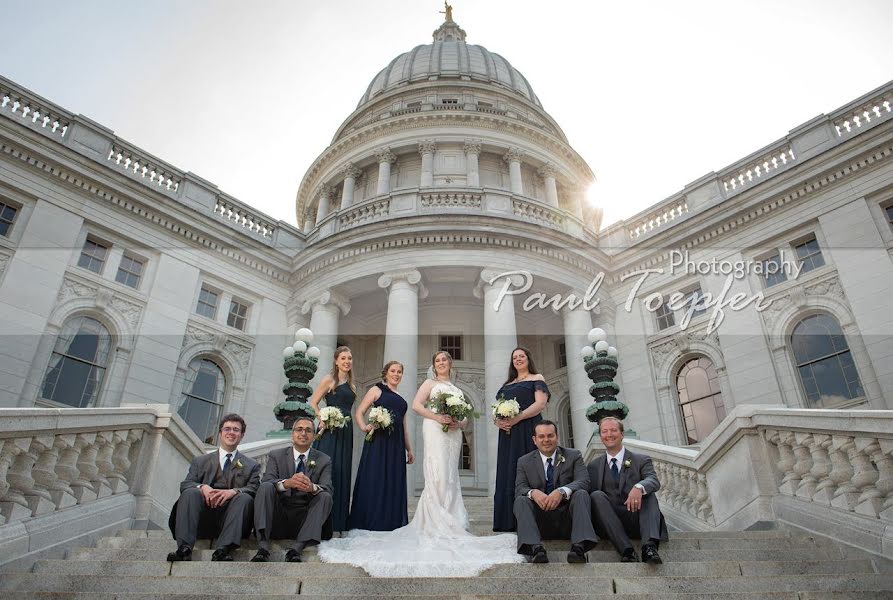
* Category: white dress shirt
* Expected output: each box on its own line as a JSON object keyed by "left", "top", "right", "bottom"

{"left": 605, "top": 446, "right": 645, "bottom": 494}
{"left": 527, "top": 451, "right": 571, "bottom": 499}
{"left": 218, "top": 447, "right": 236, "bottom": 471}
{"left": 275, "top": 448, "right": 320, "bottom": 494}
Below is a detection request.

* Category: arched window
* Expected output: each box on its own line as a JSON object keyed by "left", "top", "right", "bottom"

{"left": 676, "top": 356, "right": 725, "bottom": 444}
{"left": 561, "top": 402, "right": 575, "bottom": 449}
{"left": 791, "top": 314, "right": 864, "bottom": 407}
{"left": 41, "top": 316, "right": 111, "bottom": 407}
{"left": 179, "top": 358, "right": 226, "bottom": 444}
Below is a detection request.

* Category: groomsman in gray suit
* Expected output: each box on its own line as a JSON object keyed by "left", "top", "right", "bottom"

{"left": 588, "top": 416, "right": 669, "bottom": 564}
{"left": 251, "top": 416, "right": 333, "bottom": 562}
{"left": 513, "top": 420, "right": 599, "bottom": 563}
{"left": 167, "top": 414, "right": 261, "bottom": 562}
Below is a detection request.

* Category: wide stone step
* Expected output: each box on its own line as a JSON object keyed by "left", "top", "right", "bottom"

{"left": 0, "top": 574, "right": 300, "bottom": 595}
{"left": 7, "top": 593, "right": 893, "bottom": 600}
{"left": 30, "top": 559, "right": 367, "bottom": 577}
{"left": 612, "top": 574, "right": 893, "bottom": 594}
{"left": 69, "top": 545, "right": 843, "bottom": 563}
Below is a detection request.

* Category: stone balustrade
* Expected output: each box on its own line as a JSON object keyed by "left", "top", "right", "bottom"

{"left": 0, "top": 79, "right": 71, "bottom": 140}
{"left": 833, "top": 87, "right": 893, "bottom": 139}
{"left": 107, "top": 142, "right": 182, "bottom": 193}
{"left": 626, "top": 198, "right": 689, "bottom": 240}
{"left": 214, "top": 194, "right": 277, "bottom": 240}
{"left": 586, "top": 406, "right": 893, "bottom": 558}
{"left": 721, "top": 144, "right": 796, "bottom": 194}
{"left": 512, "top": 197, "right": 565, "bottom": 228}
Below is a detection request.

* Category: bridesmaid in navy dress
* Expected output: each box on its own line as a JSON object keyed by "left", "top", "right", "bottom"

{"left": 310, "top": 346, "right": 356, "bottom": 535}
{"left": 492, "top": 347, "right": 550, "bottom": 532}
{"left": 347, "top": 360, "right": 415, "bottom": 531}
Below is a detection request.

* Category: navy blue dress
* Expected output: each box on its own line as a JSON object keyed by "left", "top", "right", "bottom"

{"left": 493, "top": 379, "right": 550, "bottom": 532}
{"left": 347, "top": 382, "right": 408, "bottom": 531}
{"left": 313, "top": 382, "right": 356, "bottom": 533}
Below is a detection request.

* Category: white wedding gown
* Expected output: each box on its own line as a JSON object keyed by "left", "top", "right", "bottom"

{"left": 318, "top": 382, "right": 524, "bottom": 577}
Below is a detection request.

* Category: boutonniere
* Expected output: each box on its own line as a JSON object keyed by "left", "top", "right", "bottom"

{"left": 308, "top": 460, "right": 316, "bottom": 469}
{"left": 623, "top": 459, "right": 632, "bottom": 468}
{"left": 556, "top": 454, "right": 566, "bottom": 465}
{"left": 234, "top": 459, "right": 243, "bottom": 469}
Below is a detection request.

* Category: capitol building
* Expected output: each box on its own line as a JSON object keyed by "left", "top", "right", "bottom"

{"left": 1, "top": 10, "right": 893, "bottom": 552}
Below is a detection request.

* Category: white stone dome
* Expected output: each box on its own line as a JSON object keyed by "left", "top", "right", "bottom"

{"left": 357, "top": 18, "right": 541, "bottom": 108}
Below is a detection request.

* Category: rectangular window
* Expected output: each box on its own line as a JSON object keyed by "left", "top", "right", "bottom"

{"left": 227, "top": 299, "right": 249, "bottom": 331}
{"left": 655, "top": 298, "right": 675, "bottom": 331}
{"left": 794, "top": 236, "right": 825, "bottom": 273}
{"left": 556, "top": 341, "right": 567, "bottom": 369}
{"left": 682, "top": 285, "right": 708, "bottom": 318}
{"left": 439, "top": 334, "right": 463, "bottom": 361}
{"left": 115, "top": 255, "right": 144, "bottom": 289}
{"left": 196, "top": 286, "right": 219, "bottom": 319}
{"left": 886, "top": 204, "right": 893, "bottom": 228}
{"left": 762, "top": 252, "right": 788, "bottom": 287}
{"left": 441, "top": 98, "right": 458, "bottom": 105}
{"left": 77, "top": 238, "right": 108, "bottom": 274}
{"left": 0, "top": 202, "right": 18, "bottom": 237}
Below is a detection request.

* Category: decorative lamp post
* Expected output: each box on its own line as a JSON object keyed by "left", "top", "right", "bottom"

{"left": 581, "top": 327, "right": 629, "bottom": 426}
{"left": 268, "top": 328, "right": 319, "bottom": 437}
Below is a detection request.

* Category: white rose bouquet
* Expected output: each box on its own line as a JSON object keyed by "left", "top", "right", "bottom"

{"left": 365, "top": 406, "right": 394, "bottom": 441}
{"left": 317, "top": 406, "right": 349, "bottom": 438}
{"left": 492, "top": 395, "right": 521, "bottom": 435}
{"left": 427, "top": 385, "right": 478, "bottom": 432}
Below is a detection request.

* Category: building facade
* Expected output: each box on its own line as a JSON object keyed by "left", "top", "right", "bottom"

{"left": 1, "top": 15, "right": 892, "bottom": 494}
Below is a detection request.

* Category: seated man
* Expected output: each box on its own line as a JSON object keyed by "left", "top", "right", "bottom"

{"left": 251, "top": 416, "right": 333, "bottom": 563}
{"left": 167, "top": 413, "right": 260, "bottom": 562}
{"left": 588, "top": 416, "right": 669, "bottom": 564}
{"left": 513, "top": 420, "right": 598, "bottom": 564}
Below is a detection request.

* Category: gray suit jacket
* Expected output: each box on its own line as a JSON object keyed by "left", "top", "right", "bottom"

{"left": 262, "top": 446, "right": 333, "bottom": 496}
{"left": 587, "top": 447, "right": 660, "bottom": 498}
{"left": 515, "top": 446, "right": 589, "bottom": 498}
{"left": 179, "top": 449, "right": 261, "bottom": 497}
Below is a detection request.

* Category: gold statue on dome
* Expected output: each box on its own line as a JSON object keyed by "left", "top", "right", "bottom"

{"left": 440, "top": 1, "right": 454, "bottom": 23}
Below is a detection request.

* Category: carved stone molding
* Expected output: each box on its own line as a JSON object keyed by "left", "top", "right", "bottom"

{"left": 759, "top": 274, "right": 848, "bottom": 330}
{"left": 0, "top": 253, "right": 9, "bottom": 277}
{"left": 463, "top": 139, "right": 482, "bottom": 155}
{"left": 417, "top": 140, "right": 436, "bottom": 155}
{"left": 300, "top": 289, "right": 352, "bottom": 317}
{"left": 648, "top": 327, "right": 722, "bottom": 374}
{"left": 473, "top": 268, "right": 527, "bottom": 300}
{"left": 317, "top": 184, "right": 333, "bottom": 200}
{"left": 374, "top": 147, "right": 396, "bottom": 164}
{"left": 56, "top": 276, "right": 144, "bottom": 332}
{"left": 503, "top": 147, "right": 525, "bottom": 164}
{"left": 341, "top": 162, "right": 362, "bottom": 180}
{"left": 183, "top": 323, "right": 254, "bottom": 373}
{"left": 378, "top": 269, "right": 428, "bottom": 299}
{"left": 537, "top": 163, "right": 557, "bottom": 178}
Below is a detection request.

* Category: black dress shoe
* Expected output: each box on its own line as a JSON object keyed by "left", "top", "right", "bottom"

{"left": 620, "top": 547, "right": 639, "bottom": 562}
{"left": 285, "top": 548, "right": 303, "bottom": 563}
{"left": 166, "top": 544, "right": 192, "bottom": 562}
{"left": 211, "top": 547, "right": 234, "bottom": 562}
{"left": 250, "top": 548, "right": 270, "bottom": 562}
{"left": 527, "top": 545, "right": 548, "bottom": 563}
{"left": 567, "top": 543, "right": 588, "bottom": 563}
{"left": 641, "top": 543, "right": 662, "bottom": 564}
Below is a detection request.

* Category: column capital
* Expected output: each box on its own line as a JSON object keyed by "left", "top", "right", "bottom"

{"left": 473, "top": 269, "right": 528, "bottom": 299}
{"left": 300, "top": 289, "right": 351, "bottom": 317}
{"left": 463, "top": 139, "right": 482, "bottom": 155}
{"left": 341, "top": 162, "right": 362, "bottom": 179}
{"left": 378, "top": 269, "right": 428, "bottom": 298}
{"left": 375, "top": 147, "right": 396, "bottom": 164}
{"left": 418, "top": 140, "right": 436, "bottom": 155}
{"left": 317, "top": 184, "right": 333, "bottom": 199}
{"left": 537, "top": 163, "right": 558, "bottom": 179}
{"left": 503, "top": 147, "right": 525, "bottom": 164}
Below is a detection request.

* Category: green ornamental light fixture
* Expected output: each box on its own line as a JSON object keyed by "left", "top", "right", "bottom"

{"left": 268, "top": 327, "right": 320, "bottom": 438}
{"left": 581, "top": 327, "right": 627, "bottom": 425}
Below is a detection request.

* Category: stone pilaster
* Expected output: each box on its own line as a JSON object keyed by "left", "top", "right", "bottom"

{"left": 375, "top": 148, "right": 396, "bottom": 196}
{"left": 418, "top": 140, "right": 436, "bottom": 187}
{"left": 340, "top": 163, "right": 362, "bottom": 210}
{"left": 503, "top": 148, "right": 525, "bottom": 195}
{"left": 464, "top": 140, "right": 482, "bottom": 187}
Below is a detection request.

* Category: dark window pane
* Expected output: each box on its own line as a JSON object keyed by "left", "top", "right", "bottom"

{"left": 41, "top": 317, "right": 110, "bottom": 407}
{"left": 763, "top": 253, "right": 787, "bottom": 287}
{"left": 78, "top": 239, "right": 108, "bottom": 274}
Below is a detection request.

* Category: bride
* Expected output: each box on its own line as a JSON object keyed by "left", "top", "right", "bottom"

{"left": 318, "top": 350, "right": 524, "bottom": 577}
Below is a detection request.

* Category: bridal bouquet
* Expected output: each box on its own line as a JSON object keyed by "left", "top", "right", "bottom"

{"left": 492, "top": 395, "right": 521, "bottom": 435}
{"left": 317, "top": 406, "right": 349, "bottom": 438}
{"left": 365, "top": 406, "right": 394, "bottom": 441}
{"left": 427, "top": 387, "right": 478, "bottom": 432}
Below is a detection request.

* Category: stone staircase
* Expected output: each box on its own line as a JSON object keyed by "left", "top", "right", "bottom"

{"left": 2, "top": 496, "right": 892, "bottom": 599}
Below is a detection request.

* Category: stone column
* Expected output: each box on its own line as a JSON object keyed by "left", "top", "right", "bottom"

{"left": 473, "top": 269, "right": 523, "bottom": 493}
{"left": 538, "top": 163, "right": 559, "bottom": 208}
{"left": 418, "top": 140, "right": 436, "bottom": 187}
{"left": 340, "top": 163, "right": 362, "bottom": 210}
{"left": 301, "top": 290, "right": 351, "bottom": 390}
{"left": 562, "top": 303, "right": 597, "bottom": 448}
{"left": 375, "top": 147, "right": 396, "bottom": 196}
{"left": 464, "top": 140, "right": 481, "bottom": 187}
{"left": 503, "top": 147, "right": 524, "bottom": 195}
{"left": 378, "top": 269, "right": 427, "bottom": 492}
{"left": 314, "top": 185, "right": 332, "bottom": 226}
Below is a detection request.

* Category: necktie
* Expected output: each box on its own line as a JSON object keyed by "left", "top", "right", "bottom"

{"left": 545, "top": 457, "right": 555, "bottom": 494}
{"left": 223, "top": 453, "right": 232, "bottom": 472}
{"left": 295, "top": 454, "right": 306, "bottom": 474}
{"left": 610, "top": 457, "right": 619, "bottom": 481}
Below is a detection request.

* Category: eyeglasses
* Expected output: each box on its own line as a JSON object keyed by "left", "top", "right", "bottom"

{"left": 221, "top": 427, "right": 242, "bottom": 433}
{"left": 292, "top": 427, "right": 314, "bottom": 434}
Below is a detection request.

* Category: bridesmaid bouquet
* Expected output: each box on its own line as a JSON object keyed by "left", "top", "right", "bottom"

{"left": 317, "top": 406, "right": 350, "bottom": 438}
{"left": 427, "top": 388, "right": 478, "bottom": 432}
{"left": 492, "top": 395, "right": 521, "bottom": 435}
{"left": 365, "top": 406, "right": 394, "bottom": 441}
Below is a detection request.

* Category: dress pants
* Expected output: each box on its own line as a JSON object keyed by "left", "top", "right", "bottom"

{"left": 589, "top": 489, "right": 661, "bottom": 553}
{"left": 513, "top": 490, "right": 598, "bottom": 555}
{"left": 253, "top": 481, "right": 333, "bottom": 551}
{"left": 174, "top": 486, "right": 254, "bottom": 550}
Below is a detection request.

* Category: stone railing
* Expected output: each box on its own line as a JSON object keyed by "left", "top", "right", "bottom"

{"left": 107, "top": 141, "right": 183, "bottom": 193}
{"left": 214, "top": 194, "right": 277, "bottom": 240}
{"left": 626, "top": 197, "right": 689, "bottom": 240}
{"left": 586, "top": 406, "right": 893, "bottom": 558}
{"left": 512, "top": 198, "right": 565, "bottom": 228}
{"left": 338, "top": 197, "right": 390, "bottom": 230}
{"left": 0, "top": 79, "right": 71, "bottom": 141}
{"left": 832, "top": 86, "right": 893, "bottom": 139}
{"left": 721, "top": 144, "right": 796, "bottom": 194}
{"left": 420, "top": 191, "right": 482, "bottom": 210}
